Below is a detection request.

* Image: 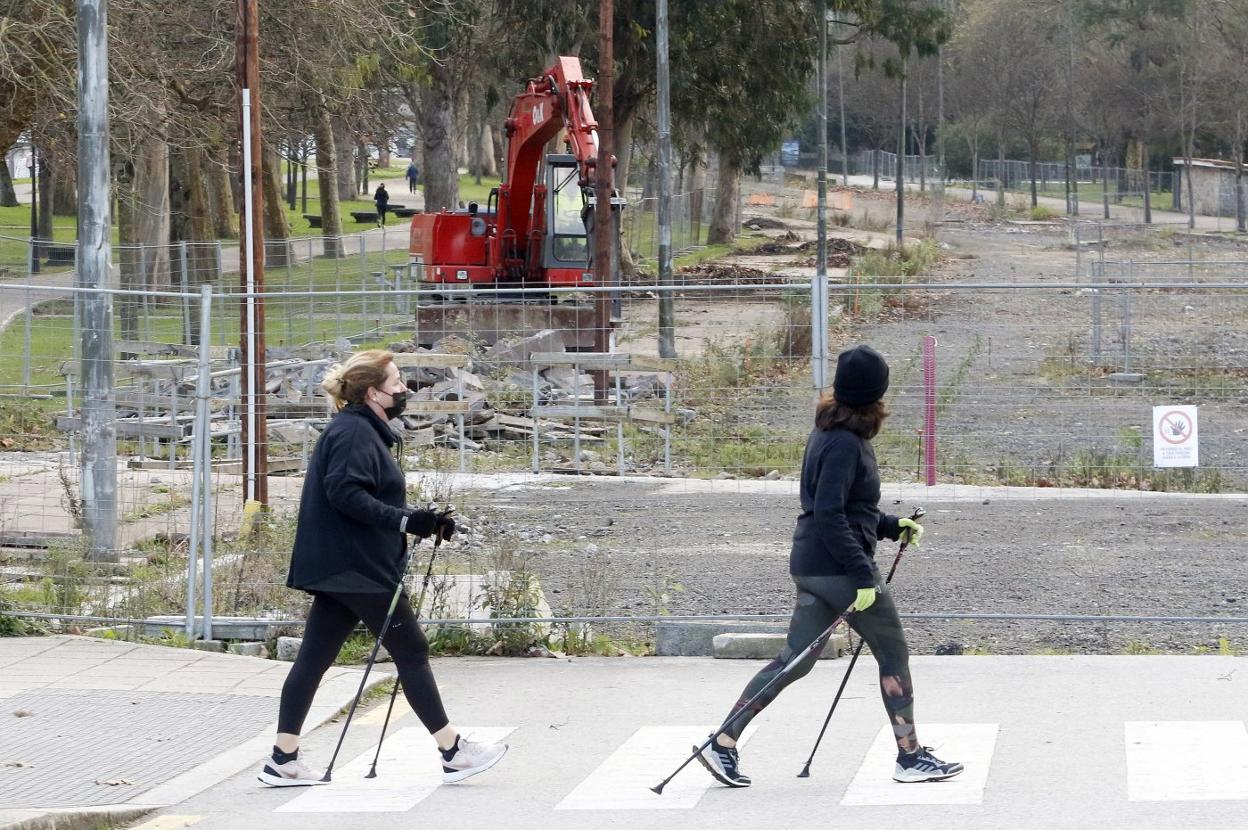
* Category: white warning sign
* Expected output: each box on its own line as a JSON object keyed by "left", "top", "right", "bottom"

{"left": 1153, "top": 405, "right": 1198, "bottom": 468}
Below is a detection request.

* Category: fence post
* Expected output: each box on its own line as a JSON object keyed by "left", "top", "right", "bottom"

{"left": 180, "top": 241, "right": 191, "bottom": 345}
{"left": 922, "top": 335, "right": 937, "bottom": 486}
{"left": 1090, "top": 259, "right": 1103, "bottom": 367}
{"left": 21, "top": 281, "right": 32, "bottom": 396}
{"left": 186, "top": 284, "right": 213, "bottom": 640}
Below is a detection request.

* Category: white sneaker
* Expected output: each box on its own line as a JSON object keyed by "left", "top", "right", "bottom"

{"left": 440, "top": 735, "right": 508, "bottom": 783}
{"left": 258, "top": 750, "right": 327, "bottom": 787}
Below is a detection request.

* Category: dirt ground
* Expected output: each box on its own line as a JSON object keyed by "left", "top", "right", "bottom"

{"left": 451, "top": 182, "right": 1248, "bottom": 656}
{"left": 455, "top": 477, "right": 1248, "bottom": 656}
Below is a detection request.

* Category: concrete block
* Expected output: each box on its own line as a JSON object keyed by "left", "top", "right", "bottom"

{"left": 712, "top": 632, "right": 848, "bottom": 660}
{"left": 228, "top": 641, "right": 267, "bottom": 658}
{"left": 276, "top": 636, "right": 303, "bottom": 661}
{"left": 191, "top": 639, "right": 225, "bottom": 653}
{"left": 656, "top": 620, "right": 788, "bottom": 657}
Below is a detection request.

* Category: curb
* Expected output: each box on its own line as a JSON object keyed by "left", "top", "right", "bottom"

{"left": 0, "top": 807, "right": 151, "bottom": 830}
{"left": 1, "top": 669, "right": 393, "bottom": 830}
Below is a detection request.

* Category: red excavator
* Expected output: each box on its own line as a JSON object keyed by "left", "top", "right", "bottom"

{"left": 409, "top": 55, "right": 616, "bottom": 289}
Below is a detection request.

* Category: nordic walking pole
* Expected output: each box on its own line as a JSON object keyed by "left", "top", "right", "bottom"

{"left": 650, "top": 611, "right": 848, "bottom": 795}
{"left": 365, "top": 508, "right": 451, "bottom": 779}
{"left": 319, "top": 545, "right": 414, "bottom": 783}
{"left": 797, "top": 506, "right": 925, "bottom": 778}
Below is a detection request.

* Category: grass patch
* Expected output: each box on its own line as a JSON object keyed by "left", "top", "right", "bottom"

{"left": 1029, "top": 205, "right": 1060, "bottom": 221}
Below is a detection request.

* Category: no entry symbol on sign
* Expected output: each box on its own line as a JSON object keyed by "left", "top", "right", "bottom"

{"left": 1158, "top": 410, "right": 1193, "bottom": 445}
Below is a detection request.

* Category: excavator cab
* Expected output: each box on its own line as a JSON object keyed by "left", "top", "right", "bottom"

{"left": 542, "top": 154, "right": 592, "bottom": 284}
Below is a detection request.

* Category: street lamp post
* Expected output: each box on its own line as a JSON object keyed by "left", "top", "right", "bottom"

{"left": 28, "top": 143, "right": 40, "bottom": 274}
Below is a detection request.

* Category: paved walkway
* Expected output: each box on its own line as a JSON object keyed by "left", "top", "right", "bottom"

{"left": 0, "top": 636, "right": 383, "bottom": 830}
{"left": 1, "top": 646, "right": 1241, "bottom": 830}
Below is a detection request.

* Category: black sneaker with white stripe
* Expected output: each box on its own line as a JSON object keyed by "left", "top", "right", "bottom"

{"left": 893, "top": 746, "right": 964, "bottom": 782}
{"left": 696, "top": 739, "right": 751, "bottom": 788}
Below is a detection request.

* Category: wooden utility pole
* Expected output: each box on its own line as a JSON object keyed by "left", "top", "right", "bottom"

{"left": 594, "top": 0, "right": 614, "bottom": 402}
{"left": 236, "top": 0, "right": 268, "bottom": 505}
{"left": 656, "top": 0, "right": 675, "bottom": 359}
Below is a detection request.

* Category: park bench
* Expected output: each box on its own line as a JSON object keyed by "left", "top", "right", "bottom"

{"left": 350, "top": 210, "right": 378, "bottom": 223}
{"left": 303, "top": 214, "right": 322, "bottom": 228}
{"left": 45, "top": 244, "right": 75, "bottom": 265}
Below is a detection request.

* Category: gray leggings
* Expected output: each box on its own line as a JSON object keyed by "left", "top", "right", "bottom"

{"left": 721, "top": 573, "right": 918, "bottom": 753}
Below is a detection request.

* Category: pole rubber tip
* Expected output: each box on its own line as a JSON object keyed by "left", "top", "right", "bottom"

{"left": 797, "top": 766, "right": 811, "bottom": 778}
{"left": 650, "top": 784, "right": 665, "bottom": 795}
{"left": 365, "top": 770, "right": 377, "bottom": 779}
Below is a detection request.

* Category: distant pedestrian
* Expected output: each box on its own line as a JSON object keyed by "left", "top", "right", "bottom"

{"left": 694, "top": 345, "right": 962, "bottom": 789}
{"left": 406, "top": 161, "right": 419, "bottom": 194}
{"left": 374, "top": 183, "right": 390, "bottom": 226}
{"left": 257, "top": 349, "right": 508, "bottom": 788}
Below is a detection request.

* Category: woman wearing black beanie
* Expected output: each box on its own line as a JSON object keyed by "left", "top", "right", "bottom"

{"left": 696, "top": 345, "right": 962, "bottom": 788}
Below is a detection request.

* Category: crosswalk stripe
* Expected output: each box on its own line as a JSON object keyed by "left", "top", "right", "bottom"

{"left": 556, "top": 725, "right": 753, "bottom": 811}
{"left": 126, "top": 816, "right": 203, "bottom": 830}
{"left": 275, "top": 726, "right": 515, "bottom": 813}
{"left": 357, "top": 696, "right": 412, "bottom": 727}
{"left": 841, "top": 723, "right": 998, "bottom": 806}
{"left": 1126, "top": 721, "right": 1248, "bottom": 802}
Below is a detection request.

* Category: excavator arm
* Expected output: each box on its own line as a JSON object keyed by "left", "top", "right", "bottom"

{"left": 499, "top": 56, "right": 603, "bottom": 277}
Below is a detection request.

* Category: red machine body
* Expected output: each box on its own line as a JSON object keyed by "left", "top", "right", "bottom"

{"left": 409, "top": 55, "right": 609, "bottom": 287}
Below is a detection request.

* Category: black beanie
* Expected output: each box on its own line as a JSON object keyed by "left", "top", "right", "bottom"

{"left": 833, "top": 345, "right": 889, "bottom": 407}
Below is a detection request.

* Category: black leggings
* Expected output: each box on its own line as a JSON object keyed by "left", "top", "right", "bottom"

{"left": 277, "top": 591, "right": 450, "bottom": 736}
{"left": 721, "top": 573, "right": 918, "bottom": 753}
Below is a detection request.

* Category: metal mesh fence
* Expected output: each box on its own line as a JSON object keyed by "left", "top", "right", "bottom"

{"left": 1, "top": 227, "right": 1247, "bottom": 654}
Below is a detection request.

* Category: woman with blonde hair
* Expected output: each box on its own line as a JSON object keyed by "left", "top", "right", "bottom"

{"left": 258, "top": 349, "right": 508, "bottom": 787}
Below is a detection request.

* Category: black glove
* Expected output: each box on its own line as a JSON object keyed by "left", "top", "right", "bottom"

{"left": 434, "top": 511, "right": 456, "bottom": 542}
{"left": 401, "top": 508, "right": 437, "bottom": 539}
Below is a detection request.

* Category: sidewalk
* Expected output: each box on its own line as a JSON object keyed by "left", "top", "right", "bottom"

{"left": 0, "top": 636, "right": 387, "bottom": 830}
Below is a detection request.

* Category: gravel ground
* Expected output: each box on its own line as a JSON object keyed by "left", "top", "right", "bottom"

{"left": 451, "top": 477, "right": 1248, "bottom": 656}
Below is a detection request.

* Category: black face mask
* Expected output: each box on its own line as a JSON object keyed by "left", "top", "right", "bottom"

{"left": 381, "top": 389, "right": 409, "bottom": 420}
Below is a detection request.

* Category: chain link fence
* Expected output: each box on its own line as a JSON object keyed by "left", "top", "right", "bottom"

{"left": 1, "top": 226, "right": 1247, "bottom": 655}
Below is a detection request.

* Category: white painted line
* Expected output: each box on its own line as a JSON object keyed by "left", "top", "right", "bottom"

{"left": 556, "top": 725, "right": 753, "bottom": 811}
{"left": 841, "top": 723, "right": 998, "bottom": 806}
{"left": 1126, "top": 721, "right": 1248, "bottom": 802}
{"left": 276, "top": 726, "right": 514, "bottom": 813}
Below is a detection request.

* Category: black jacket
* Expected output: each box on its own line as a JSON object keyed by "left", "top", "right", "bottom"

{"left": 287, "top": 404, "right": 435, "bottom": 593}
{"left": 374, "top": 187, "right": 389, "bottom": 208}
{"left": 789, "top": 427, "right": 902, "bottom": 587}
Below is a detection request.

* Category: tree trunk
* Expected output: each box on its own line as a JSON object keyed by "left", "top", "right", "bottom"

{"left": 36, "top": 154, "right": 53, "bottom": 240}
{"left": 996, "top": 131, "right": 1006, "bottom": 208}
{"left": 0, "top": 161, "right": 17, "bottom": 207}
{"left": 378, "top": 134, "right": 391, "bottom": 170}
{"left": 706, "top": 154, "right": 740, "bottom": 245}
{"left": 421, "top": 63, "right": 459, "bottom": 213}
{"left": 970, "top": 138, "right": 979, "bottom": 203}
{"left": 262, "top": 145, "right": 292, "bottom": 267}
{"left": 477, "top": 114, "right": 497, "bottom": 178}
{"left": 184, "top": 147, "right": 219, "bottom": 285}
{"left": 134, "top": 135, "right": 170, "bottom": 289}
{"left": 1236, "top": 112, "right": 1245, "bottom": 234}
{"left": 333, "top": 117, "right": 356, "bottom": 201}
{"left": 872, "top": 144, "right": 880, "bottom": 190}
{"left": 690, "top": 156, "right": 706, "bottom": 242}
{"left": 1141, "top": 142, "right": 1152, "bottom": 224}
{"left": 358, "top": 141, "right": 369, "bottom": 196}
{"left": 207, "top": 142, "right": 238, "bottom": 239}
{"left": 314, "top": 107, "right": 345, "bottom": 258}
{"left": 614, "top": 114, "right": 637, "bottom": 275}
{"left": 116, "top": 162, "right": 140, "bottom": 342}
{"left": 51, "top": 158, "right": 75, "bottom": 216}
{"left": 1028, "top": 140, "right": 1039, "bottom": 208}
